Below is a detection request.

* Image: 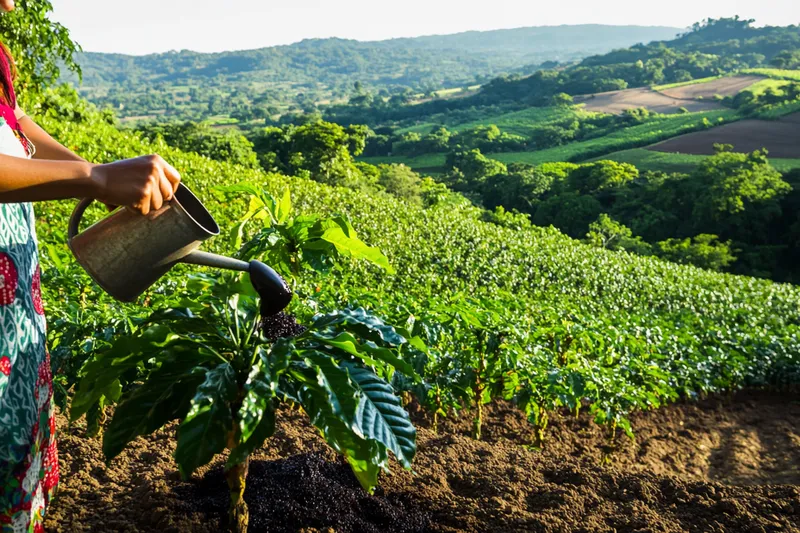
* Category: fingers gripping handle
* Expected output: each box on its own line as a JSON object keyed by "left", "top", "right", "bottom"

{"left": 68, "top": 198, "right": 95, "bottom": 242}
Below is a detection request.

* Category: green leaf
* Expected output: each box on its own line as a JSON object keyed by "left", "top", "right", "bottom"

{"left": 313, "top": 308, "right": 408, "bottom": 347}
{"left": 103, "top": 362, "right": 208, "bottom": 460}
{"left": 343, "top": 362, "right": 416, "bottom": 468}
{"left": 293, "top": 367, "right": 386, "bottom": 492}
{"left": 305, "top": 225, "right": 394, "bottom": 273}
{"left": 71, "top": 325, "right": 184, "bottom": 421}
{"left": 308, "top": 331, "right": 419, "bottom": 380}
{"left": 175, "top": 363, "right": 238, "bottom": 478}
{"left": 212, "top": 182, "right": 263, "bottom": 200}
{"left": 230, "top": 219, "right": 249, "bottom": 250}
{"left": 228, "top": 347, "right": 277, "bottom": 467}
{"left": 276, "top": 188, "right": 292, "bottom": 224}
{"left": 302, "top": 350, "right": 360, "bottom": 423}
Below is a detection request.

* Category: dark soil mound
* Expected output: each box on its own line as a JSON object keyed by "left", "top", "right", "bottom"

{"left": 179, "top": 453, "right": 428, "bottom": 533}
{"left": 46, "top": 391, "right": 800, "bottom": 533}
{"left": 258, "top": 311, "right": 307, "bottom": 341}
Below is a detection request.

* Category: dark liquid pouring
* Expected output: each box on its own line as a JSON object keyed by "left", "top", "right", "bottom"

{"left": 248, "top": 260, "right": 293, "bottom": 317}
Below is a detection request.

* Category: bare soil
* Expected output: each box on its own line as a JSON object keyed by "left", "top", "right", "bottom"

{"left": 650, "top": 112, "right": 800, "bottom": 158}
{"left": 659, "top": 76, "right": 763, "bottom": 100}
{"left": 46, "top": 391, "right": 800, "bottom": 532}
{"left": 574, "top": 88, "right": 722, "bottom": 115}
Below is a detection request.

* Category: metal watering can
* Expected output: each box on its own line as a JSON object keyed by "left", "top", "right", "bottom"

{"left": 67, "top": 183, "right": 293, "bottom": 315}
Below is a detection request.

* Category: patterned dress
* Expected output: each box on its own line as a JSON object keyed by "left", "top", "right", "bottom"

{"left": 0, "top": 104, "right": 59, "bottom": 531}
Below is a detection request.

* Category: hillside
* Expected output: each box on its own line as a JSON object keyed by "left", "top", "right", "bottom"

{"left": 335, "top": 18, "right": 799, "bottom": 128}
{"left": 69, "top": 24, "right": 680, "bottom": 121}
{"left": 38, "top": 97, "right": 800, "bottom": 390}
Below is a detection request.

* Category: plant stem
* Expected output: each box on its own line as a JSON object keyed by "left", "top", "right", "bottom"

{"left": 225, "top": 457, "right": 250, "bottom": 533}
{"left": 433, "top": 389, "right": 441, "bottom": 434}
{"left": 473, "top": 343, "right": 486, "bottom": 440}
{"left": 533, "top": 409, "right": 549, "bottom": 448}
{"left": 473, "top": 399, "right": 483, "bottom": 440}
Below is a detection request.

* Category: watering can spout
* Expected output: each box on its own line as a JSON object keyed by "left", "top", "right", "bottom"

{"left": 181, "top": 251, "right": 293, "bottom": 316}
{"left": 67, "top": 184, "right": 293, "bottom": 314}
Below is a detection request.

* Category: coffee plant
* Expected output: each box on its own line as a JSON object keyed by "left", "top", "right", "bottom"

{"left": 70, "top": 273, "right": 418, "bottom": 532}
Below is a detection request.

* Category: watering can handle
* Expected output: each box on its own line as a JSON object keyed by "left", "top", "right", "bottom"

{"left": 68, "top": 198, "right": 95, "bottom": 242}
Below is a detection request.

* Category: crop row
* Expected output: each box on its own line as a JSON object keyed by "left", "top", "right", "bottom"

{"left": 38, "top": 106, "right": 800, "bottom": 449}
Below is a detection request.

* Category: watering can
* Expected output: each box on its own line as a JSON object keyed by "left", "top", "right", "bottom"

{"left": 67, "top": 183, "right": 293, "bottom": 315}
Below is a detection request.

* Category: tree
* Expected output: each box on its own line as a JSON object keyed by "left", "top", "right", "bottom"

{"left": 532, "top": 192, "right": 602, "bottom": 238}
{"left": 445, "top": 149, "right": 507, "bottom": 192}
{"left": 550, "top": 92, "right": 574, "bottom": 106}
{"left": 377, "top": 164, "right": 423, "bottom": 205}
{"left": 0, "top": 0, "right": 81, "bottom": 103}
{"left": 481, "top": 163, "right": 553, "bottom": 213}
{"left": 693, "top": 148, "right": 790, "bottom": 219}
{"left": 585, "top": 214, "right": 652, "bottom": 255}
{"left": 137, "top": 121, "right": 260, "bottom": 168}
{"left": 567, "top": 161, "right": 639, "bottom": 195}
{"left": 655, "top": 234, "right": 736, "bottom": 271}
{"left": 585, "top": 214, "right": 632, "bottom": 249}
{"left": 251, "top": 121, "right": 369, "bottom": 188}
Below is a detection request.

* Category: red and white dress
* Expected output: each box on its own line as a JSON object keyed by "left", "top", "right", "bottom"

{"left": 0, "top": 94, "right": 59, "bottom": 531}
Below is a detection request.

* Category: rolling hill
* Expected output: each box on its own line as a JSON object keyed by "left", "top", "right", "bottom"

{"left": 69, "top": 24, "right": 680, "bottom": 120}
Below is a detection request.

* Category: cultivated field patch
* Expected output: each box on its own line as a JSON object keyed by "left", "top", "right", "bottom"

{"left": 650, "top": 112, "right": 800, "bottom": 158}
{"left": 575, "top": 87, "right": 722, "bottom": 114}
{"left": 659, "top": 75, "right": 763, "bottom": 99}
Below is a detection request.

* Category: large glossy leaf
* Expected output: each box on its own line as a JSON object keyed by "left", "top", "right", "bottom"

{"left": 313, "top": 308, "right": 408, "bottom": 347}
{"left": 302, "top": 350, "right": 360, "bottom": 423}
{"left": 103, "top": 361, "right": 208, "bottom": 460}
{"left": 305, "top": 225, "right": 394, "bottom": 273}
{"left": 228, "top": 347, "right": 278, "bottom": 467}
{"left": 308, "top": 331, "right": 418, "bottom": 380}
{"left": 175, "top": 363, "right": 238, "bottom": 478}
{"left": 276, "top": 187, "right": 292, "bottom": 224}
{"left": 71, "top": 325, "right": 186, "bottom": 421}
{"left": 343, "top": 362, "right": 416, "bottom": 468}
{"left": 292, "top": 366, "right": 387, "bottom": 492}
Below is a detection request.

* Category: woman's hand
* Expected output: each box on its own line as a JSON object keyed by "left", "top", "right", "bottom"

{"left": 90, "top": 155, "right": 181, "bottom": 215}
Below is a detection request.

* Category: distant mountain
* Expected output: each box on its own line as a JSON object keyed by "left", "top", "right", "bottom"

{"left": 76, "top": 25, "right": 681, "bottom": 86}
{"left": 69, "top": 24, "right": 680, "bottom": 121}
{"left": 471, "top": 18, "right": 800, "bottom": 107}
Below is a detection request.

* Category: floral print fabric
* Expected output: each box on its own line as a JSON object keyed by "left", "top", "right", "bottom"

{"left": 0, "top": 117, "right": 58, "bottom": 533}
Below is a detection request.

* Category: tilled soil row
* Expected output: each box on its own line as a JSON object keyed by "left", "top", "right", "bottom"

{"left": 46, "top": 391, "right": 800, "bottom": 532}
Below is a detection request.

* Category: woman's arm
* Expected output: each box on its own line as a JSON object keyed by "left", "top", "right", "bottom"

{"left": 0, "top": 154, "right": 181, "bottom": 215}
{"left": 16, "top": 107, "right": 86, "bottom": 162}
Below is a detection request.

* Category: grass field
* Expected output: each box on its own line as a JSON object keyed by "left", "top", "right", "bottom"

{"left": 365, "top": 109, "right": 741, "bottom": 173}
{"left": 747, "top": 79, "right": 792, "bottom": 96}
{"left": 741, "top": 68, "right": 800, "bottom": 81}
{"left": 395, "top": 104, "right": 592, "bottom": 136}
{"left": 490, "top": 109, "right": 739, "bottom": 165}
{"left": 756, "top": 100, "right": 800, "bottom": 119}
{"left": 449, "top": 105, "right": 596, "bottom": 136}
{"left": 652, "top": 76, "right": 723, "bottom": 91}
{"left": 359, "top": 153, "right": 448, "bottom": 174}
{"left": 598, "top": 148, "right": 800, "bottom": 173}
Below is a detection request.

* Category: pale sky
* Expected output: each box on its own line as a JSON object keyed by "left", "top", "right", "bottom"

{"left": 50, "top": 0, "right": 800, "bottom": 56}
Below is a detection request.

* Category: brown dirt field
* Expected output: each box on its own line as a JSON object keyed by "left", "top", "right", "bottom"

{"left": 659, "top": 76, "right": 763, "bottom": 100}
{"left": 650, "top": 112, "right": 800, "bottom": 158}
{"left": 45, "top": 391, "right": 800, "bottom": 532}
{"left": 574, "top": 88, "right": 722, "bottom": 115}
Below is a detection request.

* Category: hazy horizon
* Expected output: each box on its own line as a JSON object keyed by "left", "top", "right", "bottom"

{"left": 50, "top": 0, "right": 799, "bottom": 56}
